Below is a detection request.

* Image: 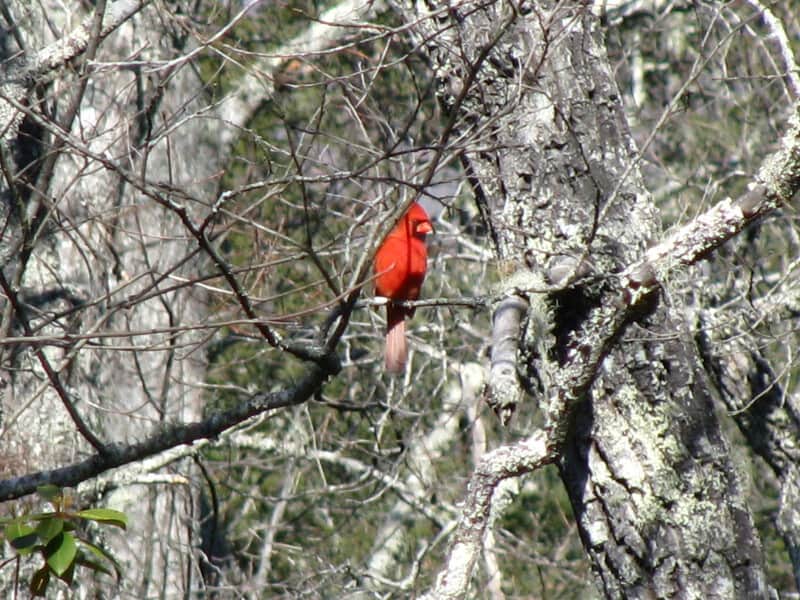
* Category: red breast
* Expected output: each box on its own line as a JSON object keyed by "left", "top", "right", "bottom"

{"left": 374, "top": 202, "right": 433, "bottom": 301}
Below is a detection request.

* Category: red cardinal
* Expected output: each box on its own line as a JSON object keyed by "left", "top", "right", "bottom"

{"left": 374, "top": 202, "right": 433, "bottom": 373}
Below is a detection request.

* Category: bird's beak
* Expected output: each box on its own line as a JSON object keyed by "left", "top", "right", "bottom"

{"left": 417, "top": 221, "right": 434, "bottom": 235}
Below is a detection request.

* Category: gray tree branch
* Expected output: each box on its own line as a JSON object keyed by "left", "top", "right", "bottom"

{"left": 0, "top": 363, "right": 336, "bottom": 501}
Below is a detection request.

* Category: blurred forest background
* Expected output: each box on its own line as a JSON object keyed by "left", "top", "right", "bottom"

{"left": 0, "top": 0, "right": 799, "bottom": 597}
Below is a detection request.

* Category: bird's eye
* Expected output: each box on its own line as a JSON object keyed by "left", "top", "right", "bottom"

{"left": 412, "top": 220, "right": 432, "bottom": 234}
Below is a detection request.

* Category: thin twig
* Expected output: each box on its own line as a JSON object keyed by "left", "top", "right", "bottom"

{"left": 0, "top": 271, "right": 107, "bottom": 455}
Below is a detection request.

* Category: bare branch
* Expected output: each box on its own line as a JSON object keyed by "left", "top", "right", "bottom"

{"left": 626, "top": 107, "right": 800, "bottom": 293}
{"left": 423, "top": 101, "right": 800, "bottom": 598}
{"left": 742, "top": 0, "right": 800, "bottom": 99}
{"left": 0, "top": 0, "right": 149, "bottom": 141}
{"left": 0, "top": 270, "right": 107, "bottom": 454}
{"left": 420, "top": 433, "right": 551, "bottom": 600}
{"left": 485, "top": 293, "right": 528, "bottom": 424}
{"left": 0, "top": 363, "right": 335, "bottom": 502}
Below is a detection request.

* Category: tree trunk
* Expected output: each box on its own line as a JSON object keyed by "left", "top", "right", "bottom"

{"left": 0, "top": 1, "right": 211, "bottom": 594}
{"left": 401, "top": 1, "right": 770, "bottom": 596}
{"left": 0, "top": 0, "right": 386, "bottom": 595}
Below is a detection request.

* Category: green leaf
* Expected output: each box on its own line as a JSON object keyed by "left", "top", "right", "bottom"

{"left": 75, "top": 508, "right": 128, "bottom": 530}
{"left": 35, "top": 517, "right": 64, "bottom": 542}
{"left": 30, "top": 566, "right": 50, "bottom": 597}
{"left": 5, "top": 520, "right": 38, "bottom": 554}
{"left": 36, "top": 485, "right": 62, "bottom": 502}
{"left": 56, "top": 557, "right": 76, "bottom": 584}
{"left": 5, "top": 519, "right": 34, "bottom": 539}
{"left": 75, "top": 554, "right": 113, "bottom": 577}
{"left": 9, "top": 532, "right": 38, "bottom": 553}
{"left": 29, "top": 512, "right": 57, "bottom": 520}
{"left": 44, "top": 531, "right": 77, "bottom": 577}
{"left": 79, "top": 538, "right": 124, "bottom": 581}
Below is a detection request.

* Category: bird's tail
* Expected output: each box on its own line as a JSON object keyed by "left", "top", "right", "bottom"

{"left": 385, "top": 304, "right": 407, "bottom": 374}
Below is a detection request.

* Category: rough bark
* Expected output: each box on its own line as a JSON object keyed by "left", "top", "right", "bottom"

{"left": 0, "top": 1, "right": 211, "bottom": 595}
{"left": 2, "top": 0, "right": 797, "bottom": 596}
{"left": 697, "top": 304, "right": 800, "bottom": 591}
{"left": 401, "top": 0, "right": 772, "bottom": 596}
{"left": 0, "top": 0, "right": 387, "bottom": 595}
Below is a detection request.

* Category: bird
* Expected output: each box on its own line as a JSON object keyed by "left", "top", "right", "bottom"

{"left": 374, "top": 202, "right": 433, "bottom": 373}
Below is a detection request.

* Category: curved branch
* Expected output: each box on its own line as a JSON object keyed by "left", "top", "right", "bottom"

{"left": 485, "top": 294, "right": 528, "bottom": 424}
{"left": 0, "top": 270, "right": 107, "bottom": 454}
{"left": 420, "top": 433, "right": 551, "bottom": 600}
{"left": 0, "top": 362, "right": 337, "bottom": 502}
{"left": 0, "top": 0, "right": 149, "bottom": 137}
{"left": 422, "top": 102, "right": 800, "bottom": 598}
